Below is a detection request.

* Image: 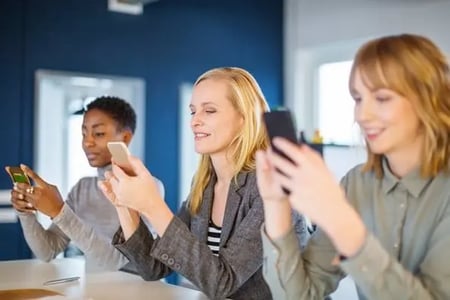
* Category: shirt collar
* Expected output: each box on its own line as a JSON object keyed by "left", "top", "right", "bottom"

{"left": 381, "top": 158, "right": 431, "bottom": 198}
{"left": 97, "top": 164, "right": 112, "bottom": 181}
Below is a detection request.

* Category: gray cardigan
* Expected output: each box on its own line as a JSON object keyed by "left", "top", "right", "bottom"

{"left": 17, "top": 165, "right": 164, "bottom": 272}
{"left": 114, "top": 171, "right": 308, "bottom": 300}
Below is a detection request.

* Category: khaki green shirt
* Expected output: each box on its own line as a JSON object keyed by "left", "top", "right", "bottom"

{"left": 262, "top": 161, "right": 450, "bottom": 299}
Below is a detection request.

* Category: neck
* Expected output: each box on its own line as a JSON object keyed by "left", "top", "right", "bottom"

{"left": 385, "top": 143, "right": 422, "bottom": 178}
{"left": 210, "top": 153, "right": 235, "bottom": 184}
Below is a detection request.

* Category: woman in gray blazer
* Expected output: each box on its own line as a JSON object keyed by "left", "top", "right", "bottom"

{"left": 99, "top": 67, "right": 309, "bottom": 300}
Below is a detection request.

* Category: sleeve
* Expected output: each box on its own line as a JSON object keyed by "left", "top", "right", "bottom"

{"left": 151, "top": 197, "right": 266, "bottom": 299}
{"left": 112, "top": 201, "right": 192, "bottom": 281}
{"left": 115, "top": 186, "right": 267, "bottom": 299}
{"left": 113, "top": 217, "right": 173, "bottom": 279}
{"left": 260, "top": 171, "right": 356, "bottom": 299}
{"left": 262, "top": 225, "right": 345, "bottom": 300}
{"left": 17, "top": 212, "right": 70, "bottom": 262}
{"left": 52, "top": 202, "right": 129, "bottom": 270}
{"left": 340, "top": 202, "right": 450, "bottom": 299}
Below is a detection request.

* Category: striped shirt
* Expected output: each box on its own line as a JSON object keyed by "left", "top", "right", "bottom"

{"left": 207, "top": 220, "right": 222, "bottom": 256}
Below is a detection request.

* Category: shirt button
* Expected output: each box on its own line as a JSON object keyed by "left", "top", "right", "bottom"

{"left": 400, "top": 203, "right": 405, "bottom": 209}
{"left": 394, "top": 243, "right": 399, "bottom": 249}
{"left": 361, "top": 265, "right": 368, "bottom": 272}
{"left": 174, "top": 263, "right": 181, "bottom": 270}
{"left": 167, "top": 258, "right": 174, "bottom": 265}
{"left": 161, "top": 253, "right": 169, "bottom": 261}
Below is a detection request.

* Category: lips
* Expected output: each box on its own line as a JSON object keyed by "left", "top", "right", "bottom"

{"left": 363, "top": 128, "right": 384, "bottom": 141}
{"left": 85, "top": 153, "right": 98, "bottom": 160}
{"left": 194, "top": 132, "right": 210, "bottom": 140}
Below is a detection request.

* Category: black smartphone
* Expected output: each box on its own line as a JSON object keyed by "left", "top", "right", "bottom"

{"left": 263, "top": 110, "right": 299, "bottom": 195}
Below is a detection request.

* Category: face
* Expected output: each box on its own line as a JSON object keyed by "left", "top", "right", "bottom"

{"left": 82, "top": 109, "right": 129, "bottom": 168}
{"left": 352, "top": 70, "right": 423, "bottom": 158}
{"left": 190, "top": 78, "right": 244, "bottom": 157}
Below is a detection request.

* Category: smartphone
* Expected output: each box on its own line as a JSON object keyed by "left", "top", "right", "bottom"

{"left": 5, "top": 166, "right": 31, "bottom": 185}
{"left": 263, "top": 110, "right": 300, "bottom": 194}
{"left": 107, "top": 142, "right": 135, "bottom": 175}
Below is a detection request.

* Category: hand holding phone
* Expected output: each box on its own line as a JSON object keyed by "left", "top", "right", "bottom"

{"left": 5, "top": 166, "right": 35, "bottom": 212}
{"left": 263, "top": 110, "right": 300, "bottom": 195}
{"left": 107, "top": 142, "right": 135, "bottom": 176}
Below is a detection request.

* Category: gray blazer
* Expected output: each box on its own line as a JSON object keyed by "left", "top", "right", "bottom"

{"left": 114, "top": 171, "right": 307, "bottom": 299}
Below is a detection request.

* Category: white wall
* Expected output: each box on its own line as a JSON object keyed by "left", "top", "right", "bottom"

{"left": 284, "top": 0, "right": 450, "bottom": 176}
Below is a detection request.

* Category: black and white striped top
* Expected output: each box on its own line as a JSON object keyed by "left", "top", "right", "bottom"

{"left": 207, "top": 220, "right": 222, "bottom": 256}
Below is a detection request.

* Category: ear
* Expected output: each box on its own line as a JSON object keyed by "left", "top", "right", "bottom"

{"left": 122, "top": 130, "right": 133, "bottom": 146}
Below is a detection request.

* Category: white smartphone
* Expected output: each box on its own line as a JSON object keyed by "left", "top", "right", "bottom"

{"left": 107, "top": 142, "right": 135, "bottom": 175}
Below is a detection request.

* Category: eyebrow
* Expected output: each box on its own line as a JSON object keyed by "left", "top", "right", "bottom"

{"left": 189, "top": 102, "right": 218, "bottom": 109}
{"left": 82, "top": 123, "right": 106, "bottom": 129}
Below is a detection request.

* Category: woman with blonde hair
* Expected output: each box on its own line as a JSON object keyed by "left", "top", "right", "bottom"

{"left": 258, "top": 34, "right": 450, "bottom": 299}
{"left": 100, "top": 67, "right": 308, "bottom": 299}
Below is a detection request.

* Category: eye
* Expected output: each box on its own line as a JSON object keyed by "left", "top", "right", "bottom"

{"left": 94, "top": 132, "right": 105, "bottom": 137}
{"left": 352, "top": 96, "right": 362, "bottom": 103}
{"left": 376, "top": 96, "right": 391, "bottom": 102}
{"left": 205, "top": 109, "right": 216, "bottom": 114}
{"left": 190, "top": 111, "right": 196, "bottom": 116}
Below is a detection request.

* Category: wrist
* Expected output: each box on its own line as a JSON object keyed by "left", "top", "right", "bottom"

{"left": 263, "top": 198, "right": 292, "bottom": 240}
{"left": 50, "top": 202, "right": 64, "bottom": 219}
{"left": 324, "top": 204, "right": 366, "bottom": 257}
{"left": 142, "top": 203, "right": 173, "bottom": 237}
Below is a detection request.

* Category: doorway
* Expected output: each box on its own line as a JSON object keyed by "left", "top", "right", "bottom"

{"left": 34, "top": 70, "right": 145, "bottom": 226}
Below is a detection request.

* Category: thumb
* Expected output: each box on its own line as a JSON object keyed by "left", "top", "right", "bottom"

{"left": 20, "top": 164, "right": 46, "bottom": 186}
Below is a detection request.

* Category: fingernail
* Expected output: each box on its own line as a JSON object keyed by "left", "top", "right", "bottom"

{"left": 18, "top": 194, "right": 24, "bottom": 200}
{"left": 27, "top": 203, "right": 33, "bottom": 208}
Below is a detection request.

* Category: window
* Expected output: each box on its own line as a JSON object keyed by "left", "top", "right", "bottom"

{"left": 317, "top": 60, "right": 361, "bottom": 145}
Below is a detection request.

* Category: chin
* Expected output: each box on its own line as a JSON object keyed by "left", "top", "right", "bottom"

{"left": 367, "top": 144, "right": 388, "bottom": 155}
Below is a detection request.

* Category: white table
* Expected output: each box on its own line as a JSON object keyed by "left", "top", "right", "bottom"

{"left": 0, "top": 258, "right": 209, "bottom": 299}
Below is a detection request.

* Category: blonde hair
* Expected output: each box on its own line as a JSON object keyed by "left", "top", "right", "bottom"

{"left": 188, "top": 67, "right": 270, "bottom": 214}
{"left": 349, "top": 34, "right": 450, "bottom": 178}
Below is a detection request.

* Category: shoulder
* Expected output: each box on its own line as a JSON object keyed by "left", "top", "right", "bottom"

{"left": 66, "top": 176, "right": 98, "bottom": 204}
{"left": 69, "top": 176, "right": 97, "bottom": 192}
{"left": 341, "top": 163, "right": 377, "bottom": 188}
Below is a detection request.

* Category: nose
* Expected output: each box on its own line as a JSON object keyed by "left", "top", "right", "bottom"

{"left": 190, "top": 112, "right": 203, "bottom": 128}
{"left": 82, "top": 135, "right": 95, "bottom": 148}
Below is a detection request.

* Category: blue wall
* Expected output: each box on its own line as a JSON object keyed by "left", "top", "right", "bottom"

{"left": 0, "top": 0, "right": 283, "bottom": 260}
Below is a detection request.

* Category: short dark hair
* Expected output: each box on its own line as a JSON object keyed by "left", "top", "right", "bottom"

{"left": 85, "top": 96, "right": 137, "bottom": 133}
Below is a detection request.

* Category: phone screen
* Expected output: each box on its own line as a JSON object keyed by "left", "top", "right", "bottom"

{"left": 7, "top": 167, "right": 30, "bottom": 184}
